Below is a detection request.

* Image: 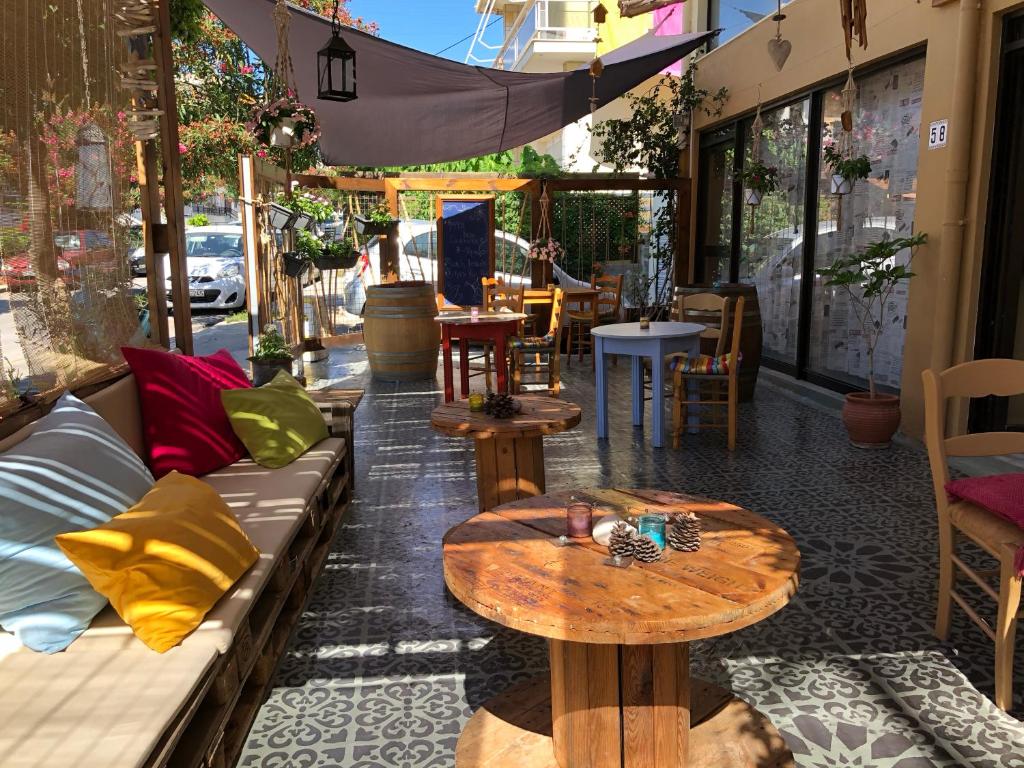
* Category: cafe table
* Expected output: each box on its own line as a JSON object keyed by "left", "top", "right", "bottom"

{"left": 591, "top": 321, "right": 704, "bottom": 448}
{"left": 435, "top": 309, "right": 529, "bottom": 402}
{"left": 443, "top": 487, "right": 799, "bottom": 767}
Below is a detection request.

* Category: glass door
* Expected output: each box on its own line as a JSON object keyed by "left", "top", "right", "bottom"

{"left": 695, "top": 126, "right": 737, "bottom": 285}
{"left": 972, "top": 13, "right": 1024, "bottom": 431}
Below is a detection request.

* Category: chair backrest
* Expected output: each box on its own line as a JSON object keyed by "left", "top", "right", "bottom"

{"left": 923, "top": 359, "right": 1024, "bottom": 503}
{"left": 678, "top": 292, "right": 732, "bottom": 357}
{"left": 592, "top": 273, "right": 623, "bottom": 319}
{"left": 728, "top": 296, "right": 744, "bottom": 364}
{"left": 485, "top": 282, "right": 524, "bottom": 313}
{"left": 546, "top": 288, "right": 566, "bottom": 338}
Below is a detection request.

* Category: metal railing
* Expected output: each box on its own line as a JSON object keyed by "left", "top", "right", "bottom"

{"left": 495, "top": 0, "right": 596, "bottom": 70}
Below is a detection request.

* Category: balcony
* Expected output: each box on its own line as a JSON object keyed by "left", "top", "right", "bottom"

{"left": 496, "top": 0, "right": 597, "bottom": 71}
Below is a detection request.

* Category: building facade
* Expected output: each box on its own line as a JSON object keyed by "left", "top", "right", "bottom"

{"left": 689, "top": 0, "right": 1024, "bottom": 439}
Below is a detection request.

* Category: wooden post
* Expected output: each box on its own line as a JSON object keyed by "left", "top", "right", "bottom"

{"left": 136, "top": 140, "right": 170, "bottom": 348}
{"left": 674, "top": 181, "right": 691, "bottom": 288}
{"left": 155, "top": 0, "right": 192, "bottom": 353}
{"left": 381, "top": 181, "right": 401, "bottom": 282}
{"left": 238, "top": 155, "right": 262, "bottom": 357}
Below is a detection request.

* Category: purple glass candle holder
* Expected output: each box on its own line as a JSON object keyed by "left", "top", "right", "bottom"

{"left": 566, "top": 500, "right": 593, "bottom": 539}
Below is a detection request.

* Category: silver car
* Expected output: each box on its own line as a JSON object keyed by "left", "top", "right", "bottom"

{"left": 164, "top": 225, "right": 246, "bottom": 310}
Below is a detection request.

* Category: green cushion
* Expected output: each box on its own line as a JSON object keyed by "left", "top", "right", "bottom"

{"left": 221, "top": 371, "right": 329, "bottom": 469}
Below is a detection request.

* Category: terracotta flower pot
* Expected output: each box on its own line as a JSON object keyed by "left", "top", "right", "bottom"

{"left": 841, "top": 392, "right": 901, "bottom": 448}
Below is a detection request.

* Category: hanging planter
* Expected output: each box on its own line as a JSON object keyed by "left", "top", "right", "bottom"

{"left": 314, "top": 242, "right": 360, "bottom": 271}
{"left": 282, "top": 251, "right": 309, "bottom": 278}
{"left": 737, "top": 161, "right": 779, "bottom": 216}
{"left": 824, "top": 145, "right": 871, "bottom": 197}
{"left": 743, "top": 188, "right": 763, "bottom": 206}
{"left": 249, "top": 96, "right": 321, "bottom": 150}
{"left": 354, "top": 203, "right": 399, "bottom": 237}
{"left": 830, "top": 175, "right": 853, "bottom": 195}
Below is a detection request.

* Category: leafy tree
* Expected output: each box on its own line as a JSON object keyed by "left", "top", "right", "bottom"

{"left": 169, "top": 0, "right": 378, "bottom": 201}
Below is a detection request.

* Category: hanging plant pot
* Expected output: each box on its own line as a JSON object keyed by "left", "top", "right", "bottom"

{"left": 744, "top": 188, "right": 763, "bottom": 206}
{"left": 831, "top": 174, "right": 854, "bottom": 195}
{"left": 269, "top": 117, "right": 298, "bottom": 148}
{"left": 282, "top": 252, "right": 309, "bottom": 278}
{"left": 314, "top": 249, "right": 360, "bottom": 271}
{"left": 354, "top": 215, "right": 399, "bottom": 237}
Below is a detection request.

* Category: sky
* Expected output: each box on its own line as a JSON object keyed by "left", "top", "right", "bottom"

{"left": 346, "top": 0, "right": 491, "bottom": 63}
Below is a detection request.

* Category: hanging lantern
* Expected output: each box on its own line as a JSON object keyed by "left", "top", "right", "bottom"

{"left": 75, "top": 122, "right": 112, "bottom": 211}
{"left": 317, "top": 0, "right": 357, "bottom": 102}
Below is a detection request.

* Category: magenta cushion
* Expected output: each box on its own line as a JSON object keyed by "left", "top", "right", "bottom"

{"left": 122, "top": 347, "right": 251, "bottom": 478}
{"left": 946, "top": 473, "right": 1024, "bottom": 576}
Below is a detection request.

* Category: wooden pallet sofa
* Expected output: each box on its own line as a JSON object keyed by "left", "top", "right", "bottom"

{"left": 0, "top": 372, "right": 354, "bottom": 768}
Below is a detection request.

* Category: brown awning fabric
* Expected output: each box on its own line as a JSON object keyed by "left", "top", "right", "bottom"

{"left": 202, "top": 0, "right": 716, "bottom": 166}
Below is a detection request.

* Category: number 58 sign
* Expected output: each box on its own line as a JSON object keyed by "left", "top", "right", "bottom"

{"left": 928, "top": 119, "right": 948, "bottom": 149}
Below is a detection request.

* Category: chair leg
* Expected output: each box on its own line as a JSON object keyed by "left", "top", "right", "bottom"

{"left": 565, "top": 321, "right": 573, "bottom": 369}
{"left": 727, "top": 379, "right": 737, "bottom": 451}
{"left": 551, "top": 349, "right": 561, "bottom": 397}
{"left": 512, "top": 350, "right": 522, "bottom": 395}
{"left": 483, "top": 342, "right": 493, "bottom": 391}
{"left": 935, "top": 517, "right": 956, "bottom": 641}
{"left": 995, "top": 556, "right": 1022, "bottom": 711}
{"left": 671, "top": 382, "right": 683, "bottom": 450}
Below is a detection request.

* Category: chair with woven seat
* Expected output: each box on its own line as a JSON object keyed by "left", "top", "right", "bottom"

{"left": 668, "top": 296, "right": 743, "bottom": 450}
{"left": 644, "top": 291, "right": 731, "bottom": 399}
{"left": 923, "top": 359, "right": 1024, "bottom": 711}
{"left": 566, "top": 273, "right": 623, "bottom": 369}
{"left": 481, "top": 278, "right": 525, "bottom": 390}
{"left": 510, "top": 288, "right": 565, "bottom": 397}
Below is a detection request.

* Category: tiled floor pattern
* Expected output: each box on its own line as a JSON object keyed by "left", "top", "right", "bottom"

{"left": 240, "top": 348, "right": 1024, "bottom": 767}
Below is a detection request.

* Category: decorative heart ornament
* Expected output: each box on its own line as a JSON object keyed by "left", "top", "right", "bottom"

{"left": 768, "top": 37, "right": 792, "bottom": 71}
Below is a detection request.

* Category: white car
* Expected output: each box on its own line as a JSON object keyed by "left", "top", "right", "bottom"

{"left": 164, "top": 225, "right": 246, "bottom": 311}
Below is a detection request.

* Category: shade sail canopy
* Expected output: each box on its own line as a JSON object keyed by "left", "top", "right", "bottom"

{"left": 202, "top": 0, "right": 716, "bottom": 166}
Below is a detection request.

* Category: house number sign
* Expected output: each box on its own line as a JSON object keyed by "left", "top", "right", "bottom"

{"left": 928, "top": 119, "right": 948, "bottom": 149}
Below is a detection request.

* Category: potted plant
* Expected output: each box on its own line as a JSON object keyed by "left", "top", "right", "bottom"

{"left": 314, "top": 237, "right": 360, "bottom": 271}
{"left": 248, "top": 95, "right": 321, "bottom": 149}
{"left": 249, "top": 325, "right": 293, "bottom": 386}
{"left": 737, "top": 161, "right": 779, "bottom": 206}
{"left": 823, "top": 145, "right": 871, "bottom": 196}
{"left": 354, "top": 202, "right": 399, "bottom": 237}
{"left": 625, "top": 263, "right": 655, "bottom": 328}
{"left": 818, "top": 232, "right": 928, "bottom": 448}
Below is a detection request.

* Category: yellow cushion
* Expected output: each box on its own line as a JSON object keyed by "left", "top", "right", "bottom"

{"left": 55, "top": 472, "right": 259, "bottom": 653}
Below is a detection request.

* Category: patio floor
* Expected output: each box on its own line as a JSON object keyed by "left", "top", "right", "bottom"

{"left": 239, "top": 346, "right": 1024, "bottom": 768}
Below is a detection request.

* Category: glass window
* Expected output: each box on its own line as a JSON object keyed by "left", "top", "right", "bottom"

{"left": 697, "top": 127, "right": 734, "bottom": 285}
{"left": 186, "top": 234, "right": 242, "bottom": 257}
{"left": 808, "top": 57, "right": 925, "bottom": 389}
{"left": 739, "top": 99, "right": 809, "bottom": 364}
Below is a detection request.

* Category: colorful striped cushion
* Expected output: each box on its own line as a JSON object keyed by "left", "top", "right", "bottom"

{"left": 509, "top": 334, "right": 556, "bottom": 349}
{"left": 669, "top": 352, "right": 739, "bottom": 375}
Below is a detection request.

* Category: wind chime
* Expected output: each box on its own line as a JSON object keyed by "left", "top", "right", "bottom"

{"left": 767, "top": 0, "right": 791, "bottom": 72}
{"left": 839, "top": 0, "right": 869, "bottom": 59}
{"left": 113, "top": 0, "right": 163, "bottom": 141}
{"left": 589, "top": 3, "right": 607, "bottom": 116}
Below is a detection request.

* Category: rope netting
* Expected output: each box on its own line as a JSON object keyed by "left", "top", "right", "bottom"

{"left": 0, "top": 0, "right": 144, "bottom": 412}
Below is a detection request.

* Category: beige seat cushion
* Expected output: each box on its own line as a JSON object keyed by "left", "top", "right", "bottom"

{"left": 949, "top": 500, "right": 1024, "bottom": 557}
{"left": 0, "top": 632, "right": 217, "bottom": 768}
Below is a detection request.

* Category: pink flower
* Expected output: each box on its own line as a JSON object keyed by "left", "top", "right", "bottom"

{"left": 256, "top": 149, "right": 268, "bottom": 158}
{"left": 218, "top": 62, "right": 229, "bottom": 74}
{"left": 57, "top": 167, "right": 73, "bottom": 179}
{"left": 240, "top": 64, "right": 254, "bottom": 75}
{"left": 178, "top": 142, "right": 188, "bottom": 154}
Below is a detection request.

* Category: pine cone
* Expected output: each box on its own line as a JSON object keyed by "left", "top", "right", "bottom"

{"left": 608, "top": 521, "right": 637, "bottom": 558}
{"left": 667, "top": 512, "right": 701, "bottom": 552}
{"left": 484, "top": 392, "right": 516, "bottom": 419}
{"left": 633, "top": 533, "right": 662, "bottom": 563}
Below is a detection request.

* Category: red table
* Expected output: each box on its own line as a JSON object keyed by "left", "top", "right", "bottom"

{"left": 436, "top": 310, "right": 528, "bottom": 402}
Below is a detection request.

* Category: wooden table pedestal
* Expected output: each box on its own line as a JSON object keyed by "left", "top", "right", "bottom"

{"left": 456, "top": 641, "right": 791, "bottom": 768}
{"left": 473, "top": 434, "right": 546, "bottom": 512}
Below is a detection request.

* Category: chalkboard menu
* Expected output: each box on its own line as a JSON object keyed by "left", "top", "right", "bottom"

{"left": 437, "top": 196, "right": 494, "bottom": 307}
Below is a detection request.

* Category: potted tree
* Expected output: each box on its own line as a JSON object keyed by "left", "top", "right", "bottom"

{"left": 823, "top": 145, "right": 871, "bottom": 196}
{"left": 354, "top": 202, "right": 399, "bottom": 237}
{"left": 818, "top": 232, "right": 928, "bottom": 448}
{"left": 738, "top": 161, "right": 779, "bottom": 207}
{"left": 249, "top": 325, "right": 294, "bottom": 386}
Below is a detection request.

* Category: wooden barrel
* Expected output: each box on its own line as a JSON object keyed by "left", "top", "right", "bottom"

{"left": 363, "top": 281, "right": 440, "bottom": 381}
{"left": 673, "top": 284, "right": 763, "bottom": 402}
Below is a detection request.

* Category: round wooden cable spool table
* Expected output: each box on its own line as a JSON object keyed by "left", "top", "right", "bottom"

{"left": 442, "top": 488, "right": 800, "bottom": 767}
{"left": 431, "top": 397, "right": 581, "bottom": 512}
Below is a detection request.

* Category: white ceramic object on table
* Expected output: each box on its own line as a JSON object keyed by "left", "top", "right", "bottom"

{"left": 592, "top": 513, "right": 635, "bottom": 546}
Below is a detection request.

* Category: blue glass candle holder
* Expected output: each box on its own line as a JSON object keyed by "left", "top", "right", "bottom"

{"left": 637, "top": 514, "right": 666, "bottom": 550}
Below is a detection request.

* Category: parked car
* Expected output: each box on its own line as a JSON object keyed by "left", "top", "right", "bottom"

{"left": 163, "top": 225, "right": 246, "bottom": 311}
{"left": 1, "top": 229, "right": 117, "bottom": 289}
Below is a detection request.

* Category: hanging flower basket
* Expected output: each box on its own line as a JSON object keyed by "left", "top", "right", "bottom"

{"left": 282, "top": 251, "right": 309, "bottom": 278}
{"left": 527, "top": 237, "right": 565, "bottom": 263}
{"left": 743, "top": 188, "right": 763, "bottom": 206}
{"left": 248, "top": 96, "right": 321, "bottom": 149}
{"left": 353, "top": 215, "right": 399, "bottom": 237}
{"left": 830, "top": 175, "right": 854, "bottom": 195}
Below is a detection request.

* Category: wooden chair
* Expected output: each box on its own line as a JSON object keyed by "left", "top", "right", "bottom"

{"left": 644, "top": 292, "right": 731, "bottom": 398}
{"left": 481, "top": 278, "right": 525, "bottom": 390}
{"left": 566, "top": 273, "right": 624, "bottom": 369}
{"left": 669, "top": 296, "right": 743, "bottom": 450}
{"left": 510, "top": 288, "right": 565, "bottom": 397}
{"left": 923, "top": 360, "right": 1024, "bottom": 711}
